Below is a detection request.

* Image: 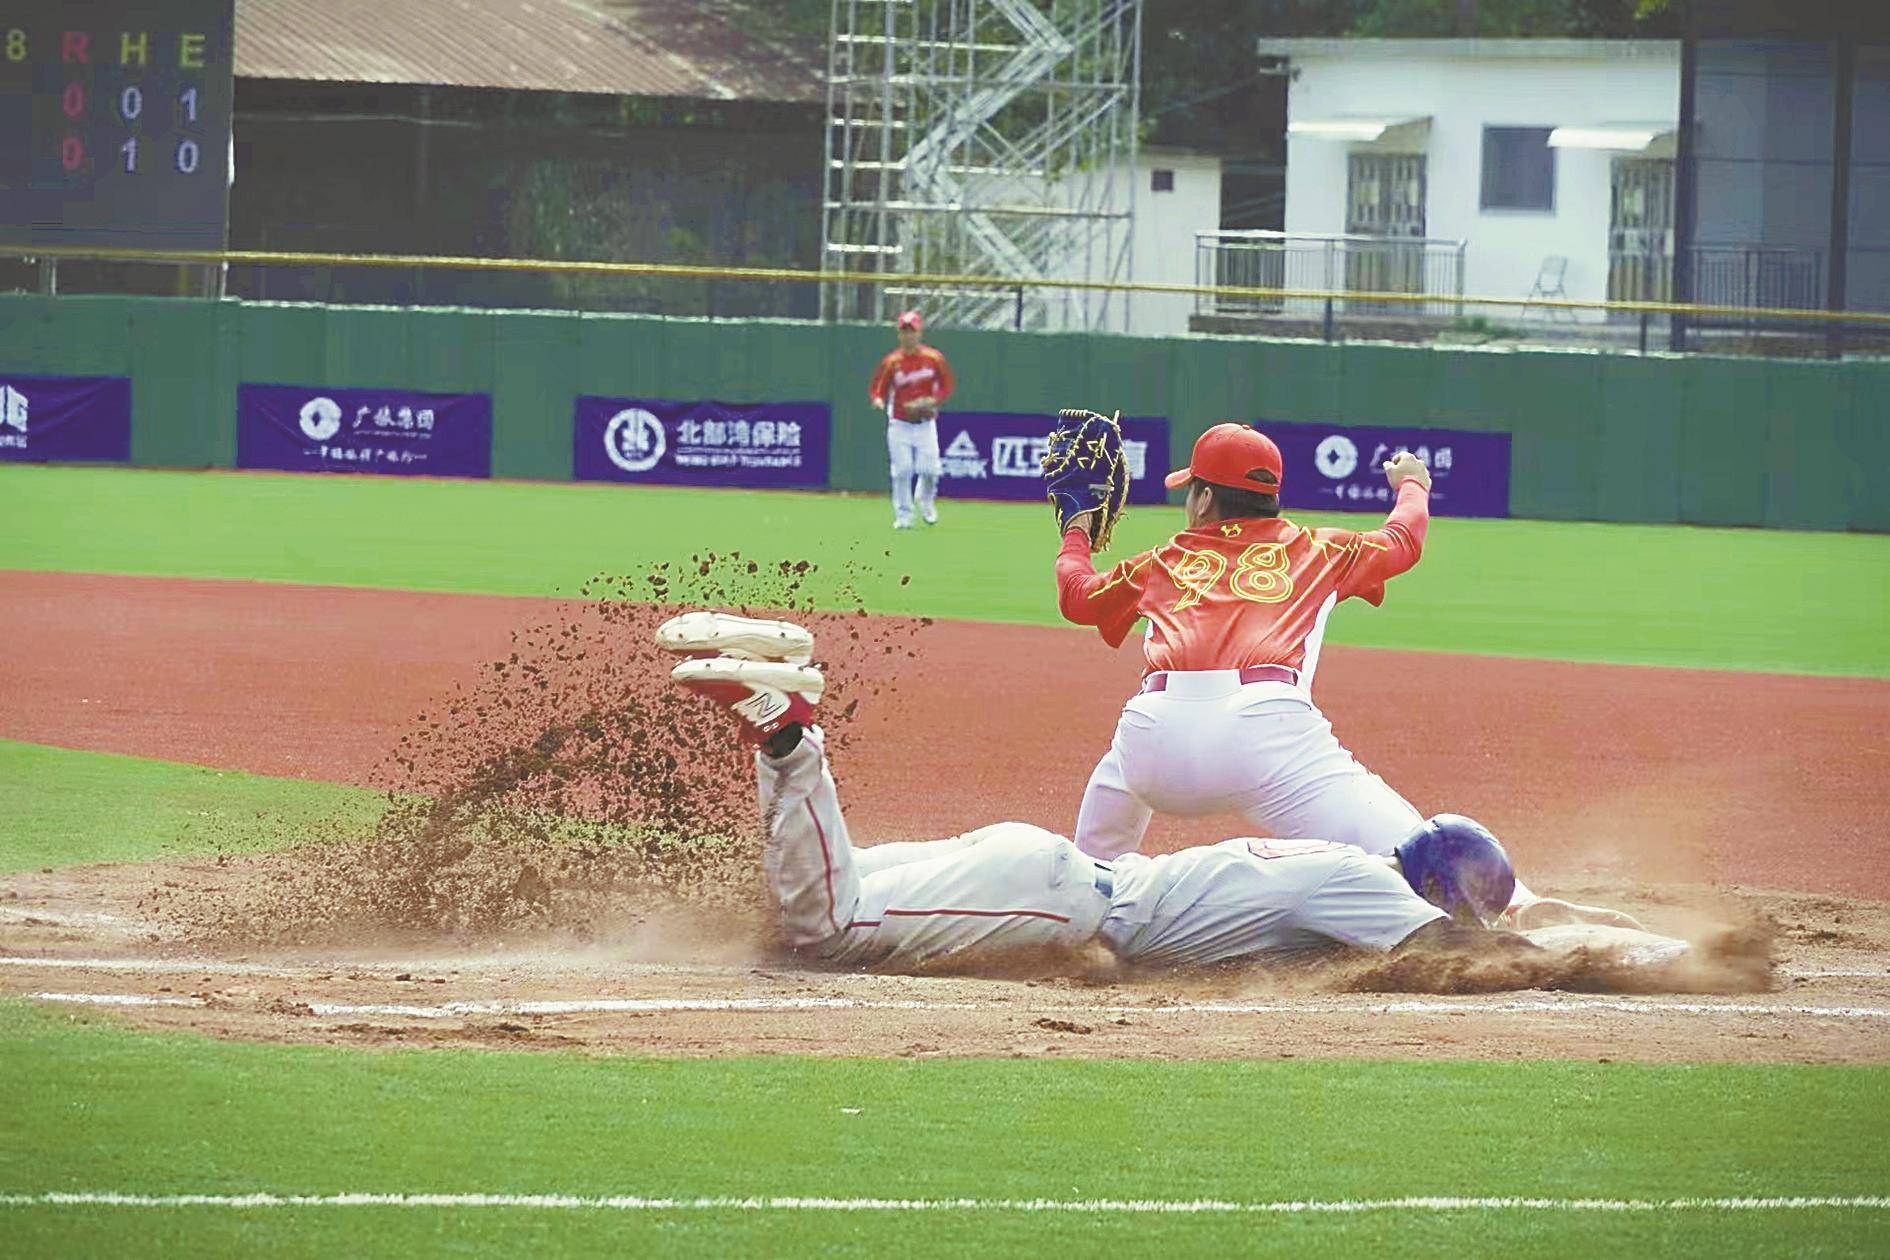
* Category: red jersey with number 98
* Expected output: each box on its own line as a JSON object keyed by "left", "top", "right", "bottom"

{"left": 1055, "top": 480, "right": 1429, "bottom": 681}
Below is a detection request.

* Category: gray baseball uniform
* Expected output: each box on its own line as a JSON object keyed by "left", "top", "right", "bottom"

{"left": 756, "top": 728, "right": 1444, "bottom": 972}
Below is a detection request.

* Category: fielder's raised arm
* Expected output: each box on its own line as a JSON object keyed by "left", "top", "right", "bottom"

{"left": 1335, "top": 448, "right": 1434, "bottom": 606}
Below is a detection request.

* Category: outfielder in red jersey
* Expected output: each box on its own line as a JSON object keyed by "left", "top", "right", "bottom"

{"left": 1056, "top": 422, "right": 1435, "bottom": 863}
{"left": 868, "top": 310, "right": 956, "bottom": 529}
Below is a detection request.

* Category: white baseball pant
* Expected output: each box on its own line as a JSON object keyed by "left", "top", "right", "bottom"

{"left": 1074, "top": 671, "right": 1424, "bottom": 861}
{"left": 758, "top": 728, "right": 1107, "bottom": 970}
{"left": 886, "top": 418, "right": 941, "bottom": 525}
{"left": 755, "top": 728, "right": 1444, "bottom": 971}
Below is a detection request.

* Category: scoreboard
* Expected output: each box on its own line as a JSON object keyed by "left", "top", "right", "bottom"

{"left": 0, "top": 0, "right": 235, "bottom": 250}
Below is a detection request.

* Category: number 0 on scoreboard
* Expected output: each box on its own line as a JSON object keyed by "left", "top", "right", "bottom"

{"left": 0, "top": 0, "right": 236, "bottom": 250}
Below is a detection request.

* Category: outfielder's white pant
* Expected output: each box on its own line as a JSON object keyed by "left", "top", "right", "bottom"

{"left": 1074, "top": 671, "right": 1423, "bottom": 861}
{"left": 887, "top": 419, "right": 941, "bottom": 525}
{"left": 756, "top": 727, "right": 1443, "bottom": 971}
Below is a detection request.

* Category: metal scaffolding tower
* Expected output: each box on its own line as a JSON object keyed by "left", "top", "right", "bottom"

{"left": 821, "top": 0, "right": 1142, "bottom": 332}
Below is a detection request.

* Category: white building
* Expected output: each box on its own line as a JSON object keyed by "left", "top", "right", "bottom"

{"left": 1035, "top": 147, "right": 1222, "bottom": 336}
{"left": 1116, "top": 148, "right": 1223, "bottom": 335}
{"left": 1257, "top": 39, "right": 1680, "bottom": 316}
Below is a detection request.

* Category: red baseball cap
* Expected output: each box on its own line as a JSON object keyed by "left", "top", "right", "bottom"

{"left": 1164, "top": 422, "right": 1285, "bottom": 493}
{"left": 896, "top": 309, "right": 923, "bottom": 331}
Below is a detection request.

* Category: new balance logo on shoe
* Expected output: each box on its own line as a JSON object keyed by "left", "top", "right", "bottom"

{"left": 732, "top": 689, "right": 789, "bottom": 728}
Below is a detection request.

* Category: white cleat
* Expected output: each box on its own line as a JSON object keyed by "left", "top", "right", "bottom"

{"left": 921, "top": 506, "right": 939, "bottom": 526}
{"left": 893, "top": 517, "right": 914, "bottom": 530}
{"left": 654, "top": 611, "right": 814, "bottom": 665}
{"left": 670, "top": 656, "right": 823, "bottom": 743}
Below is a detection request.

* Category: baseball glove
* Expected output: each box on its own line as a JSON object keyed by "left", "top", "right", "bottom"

{"left": 1041, "top": 407, "right": 1130, "bottom": 551}
{"left": 904, "top": 396, "right": 939, "bottom": 421}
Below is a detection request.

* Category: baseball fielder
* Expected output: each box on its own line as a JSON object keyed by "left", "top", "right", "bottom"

{"left": 1057, "top": 422, "right": 1432, "bottom": 853}
{"left": 867, "top": 310, "right": 955, "bottom": 530}
{"left": 1055, "top": 420, "right": 1644, "bottom": 930}
{"left": 655, "top": 611, "right": 1546, "bottom": 973}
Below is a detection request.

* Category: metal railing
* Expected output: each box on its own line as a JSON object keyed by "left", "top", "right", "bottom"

{"left": 1609, "top": 245, "right": 1824, "bottom": 314}
{"left": 6, "top": 242, "right": 1890, "bottom": 357}
{"left": 1194, "top": 230, "right": 1467, "bottom": 322}
{"left": 1693, "top": 245, "right": 1824, "bottom": 317}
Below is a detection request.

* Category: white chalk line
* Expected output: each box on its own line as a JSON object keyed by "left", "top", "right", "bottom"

{"left": 28, "top": 991, "right": 1890, "bottom": 1021}
{"left": 6, "top": 954, "right": 1888, "bottom": 982}
{"left": 0, "top": 908, "right": 124, "bottom": 927}
{"left": 0, "top": 955, "right": 739, "bottom": 979}
{"left": 33, "top": 993, "right": 201, "bottom": 1008}
{"left": 5, "top": 953, "right": 1887, "bottom": 983}
{"left": 0, "top": 1192, "right": 1885, "bottom": 1215}
{"left": 3, "top": 955, "right": 1890, "bottom": 982}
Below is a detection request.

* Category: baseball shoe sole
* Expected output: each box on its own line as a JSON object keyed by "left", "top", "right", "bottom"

{"left": 654, "top": 611, "right": 814, "bottom": 664}
{"left": 670, "top": 656, "right": 823, "bottom": 742}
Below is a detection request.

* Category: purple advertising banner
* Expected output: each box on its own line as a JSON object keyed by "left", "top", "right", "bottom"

{"left": 0, "top": 373, "right": 131, "bottom": 463}
{"left": 237, "top": 385, "right": 493, "bottom": 478}
{"left": 573, "top": 397, "right": 831, "bottom": 488}
{"left": 1259, "top": 420, "right": 1512, "bottom": 518}
{"left": 936, "top": 412, "right": 1171, "bottom": 504}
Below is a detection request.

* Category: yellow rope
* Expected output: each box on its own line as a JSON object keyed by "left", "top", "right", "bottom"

{"left": 11, "top": 243, "right": 1890, "bottom": 328}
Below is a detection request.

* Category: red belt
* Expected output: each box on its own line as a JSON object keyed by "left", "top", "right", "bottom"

{"left": 1140, "top": 665, "right": 1299, "bottom": 694}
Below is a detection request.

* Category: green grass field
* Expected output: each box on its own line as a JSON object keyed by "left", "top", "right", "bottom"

{"left": 5, "top": 1002, "right": 1887, "bottom": 1257}
{"left": 6, "top": 465, "right": 1888, "bottom": 675}
{"left": 3, "top": 464, "right": 1887, "bottom": 1256}
{"left": 0, "top": 739, "right": 381, "bottom": 874}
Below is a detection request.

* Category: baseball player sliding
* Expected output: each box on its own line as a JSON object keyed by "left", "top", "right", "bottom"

{"left": 867, "top": 310, "right": 955, "bottom": 530}
{"left": 1048, "top": 416, "right": 1632, "bottom": 930}
{"left": 654, "top": 610, "right": 1548, "bottom": 973}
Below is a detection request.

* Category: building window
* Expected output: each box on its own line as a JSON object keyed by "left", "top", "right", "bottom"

{"left": 1151, "top": 168, "right": 1175, "bottom": 193}
{"left": 1480, "top": 126, "right": 1555, "bottom": 211}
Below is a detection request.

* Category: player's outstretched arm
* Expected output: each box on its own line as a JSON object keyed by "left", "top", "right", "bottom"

{"left": 1395, "top": 916, "right": 1546, "bottom": 959}
{"left": 1370, "top": 455, "right": 1432, "bottom": 567}
{"left": 1362, "top": 916, "right": 1558, "bottom": 992}
{"left": 1337, "top": 453, "right": 1434, "bottom": 603}
{"left": 1053, "top": 529, "right": 1147, "bottom": 644}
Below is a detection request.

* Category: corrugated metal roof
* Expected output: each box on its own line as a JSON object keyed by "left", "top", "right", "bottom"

{"left": 235, "top": 0, "right": 824, "bottom": 102}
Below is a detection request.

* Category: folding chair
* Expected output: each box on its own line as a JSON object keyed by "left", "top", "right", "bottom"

{"left": 1528, "top": 256, "right": 1572, "bottom": 320}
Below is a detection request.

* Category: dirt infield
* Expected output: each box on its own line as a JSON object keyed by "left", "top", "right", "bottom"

{"left": 4, "top": 569, "right": 1888, "bottom": 896}
{"left": 2, "top": 858, "right": 1887, "bottom": 1063}
{"left": 3, "top": 568, "right": 1889, "bottom": 1064}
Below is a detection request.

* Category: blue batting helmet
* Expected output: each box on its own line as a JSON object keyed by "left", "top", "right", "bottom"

{"left": 1394, "top": 815, "right": 1516, "bottom": 926}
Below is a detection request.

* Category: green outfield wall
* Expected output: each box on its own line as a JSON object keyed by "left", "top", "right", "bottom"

{"left": 3, "top": 293, "right": 1886, "bottom": 530}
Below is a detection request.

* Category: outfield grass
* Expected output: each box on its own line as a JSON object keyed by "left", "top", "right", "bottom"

{"left": 2, "top": 1000, "right": 1886, "bottom": 1257}
{"left": 5, "top": 465, "right": 1888, "bottom": 676}
{"left": 0, "top": 739, "right": 381, "bottom": 875}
